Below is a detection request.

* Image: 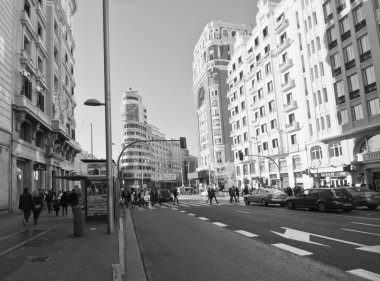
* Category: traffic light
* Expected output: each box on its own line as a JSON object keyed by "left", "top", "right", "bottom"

{"left": 239, "top": 151, "right": 244, "bottom": 161}
{"left": 179, "top": 137, "right": 187, "bottom": 149}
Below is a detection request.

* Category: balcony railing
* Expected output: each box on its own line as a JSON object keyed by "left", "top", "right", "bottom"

{"left": 275, "top": 17, "right": 289, "bottom": 34}
{"left": 360, "top": 50, "right": 371, "bottom": 62}
{"left": 357, "top": 151, "right": 380, "bottom": 162}
{"left": 365, "top": 82, "right": 377, "bottom": 94}
{"left": 325, "top": 13, "right": 333, "bottom": 23}
{"left": 337, "top": 4, "right": 346, "bottom": 14}
{"left": 328, "top": 40, "right": 338, "bottom": 50}
{"left": 14, "top": 95, "right": 50, "bottom": 126}
{"left": 345, "top": 59, "right": 355, "bottom": 70}
{"left": 349, "top": 89, "right": 360, "bottom": 100}
{"left": 284, "top": 100, "right": 298, "bottom": 112}
{"left": 285, "top": 121, "right": 300, "bottom": 132}
{"left": 279, "top": 58, "right": 293, "bottom": 73}
{"left": 281, "top": 79, "right": 295, "bottom": 92}
{"left": 355, "top": 20, "right": 366, "bottom": 32}
{"left": 341, "top": 30, "right": 351, "bottom": 42}
{"left": 332, "top": 67, "right": 342, "bottom": 77}
{"left": 336, "top": 95, "right": 345, "bottom": 105}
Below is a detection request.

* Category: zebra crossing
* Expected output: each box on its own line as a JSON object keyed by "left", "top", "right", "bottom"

{"left": 133, "top": 199, "right": 245, "bottom": 210}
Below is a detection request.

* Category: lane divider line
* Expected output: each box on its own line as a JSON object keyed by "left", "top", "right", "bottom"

{"left": 198, "top": 217, "right": 209, "bottom": 221}
{"left": 342, "top": 228, "right": 380, "bottom": 237}
{"left": 179, "top": 210, "right": 186, "bottom": 213}
{"left": 0, "top": 231, "right": 48, "bottom": 257}
{"left": 213, "top": 222, "right": 228, "bottom": 227}
{"left": 0, "top": 230, "right": 25, "bottom": 241}
{"left": 271, "top": 243, "right": 313, "bottom": 256}
{"left": 233, "top": 210, "right": 250, "bottom": 214}
{"left": 187, "top": 213, "right": 196, "bottom": 216}
{"left": 350, "top": 222, "right": 380, "bottom": 228}
{"left": 235, "top": 230, "right": 258, "bottom": 238}
{"left": 347, "top": 269, "right": 380, "bottom": 281}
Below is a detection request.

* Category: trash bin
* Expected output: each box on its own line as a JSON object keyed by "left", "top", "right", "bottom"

{"left": 73, "top": 205, "right": 85, "bottom": 237}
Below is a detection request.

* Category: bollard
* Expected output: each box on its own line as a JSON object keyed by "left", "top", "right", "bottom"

{"left": 73, "top": 205, "right": 85, "bottom": 237}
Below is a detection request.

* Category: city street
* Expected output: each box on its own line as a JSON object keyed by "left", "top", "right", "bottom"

{"left": 131, "top": 195, "right": 380, "bottom": 281}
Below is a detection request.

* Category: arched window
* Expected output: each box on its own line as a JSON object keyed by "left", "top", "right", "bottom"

{"left": 35, "top": 131, "right": 45, "bottom": 149}
{"left": 212, "top": 100, "right": 218, "bottom": 107}
{"left": 20, "top": 122, "right": 32, "bottom": 143}
{"left": 359, "top": 135, "right": 380, "bottom": 153}
{"left": 329, "top": 142, "right": 342, "bottom": 157}
{"left": 198, "top": 87, "right": 205, "bottom": 108}
{"left": 311, "top": 146, "right": 323, "bottom": 160}
{"left": 223, "top": 30, "right": 228, "bottom": 37}
{"left": 232, "top": 31, "right": 236, "bottom": 37}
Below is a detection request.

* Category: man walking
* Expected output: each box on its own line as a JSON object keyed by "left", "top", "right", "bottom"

{"left": 235, "top": 186, "right": 240, "bottom": 202}
{"left": 173, "top": 188, "right": 179, "bottom": 205}
{"left": 19, "top": 187, "right": 33, "bottom": 225}
{"left": 210, "top": 187, "right": 219, "bottom": 204}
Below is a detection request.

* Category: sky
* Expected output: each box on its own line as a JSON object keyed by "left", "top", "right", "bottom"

{"left": 74, "top": 0, "right": 257, "bottom": 160}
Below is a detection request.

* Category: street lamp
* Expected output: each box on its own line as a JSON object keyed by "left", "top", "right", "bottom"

{"left": 83, "top": 0, "right": 113, "bottom": 234}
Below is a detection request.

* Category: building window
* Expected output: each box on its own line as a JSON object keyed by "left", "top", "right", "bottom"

{"left": 255, "top": 37, "right": 259, "bottom": 47}
{"left": 337, "top": 109, "right": 348, "bottom": 125}
{"left": 260, "top": 106, "right": 266, "bottom": 117}
{"left": 236, "top": 166, "right": 241, "bottom": 176}
{"left": 263, "top": 142, "right": 268, "bottom": 151}
{"left": 261, "top": 124, "right": 267, "bottom": 133}
{"left": 348, "top": 74, "right": 360, "bottom": 99}
{"left": 258, "top": 88, "right": 264, "bottom": 99}
{"left": 354, "top": 5, "right": 366, "bottom": 31}
{"left": 36, "top": 90, "right": 45, "bottom": 112}
{"left": 330, "top": 53, "right": 341, "bottom": 76}
{"left": 21, "top": 77, "right": 32, "bottom": 100}
{"left": 270, "top": 119, "right": 277, "bottom": 130}
{"left": 267, "top": 81, "right": 273, "bottom": 93}
{"left": 326, "top": 115, "right": 331, "bottom": 128}
{"left": 265, "top": 63, "right": 272, "bottom": 75}
{"left": 358, "top": 35, "right": 371, "bottom": 62}
{"left": 363, "top": 66, "right": 377, "bottom": 93}
{"left": 288, "top": 113, "right": 295, "bottom": 124}
{"left": 256, "top": 71, "right": 262, "bottom": 81}
{"left": 327, "top": 25, "right": 337, "bottom": 49}
{"left": 268, "top": 100, "right": 275, "bottom": 112}
{"left": 290, "top": 134, "right": 297, "bottom": 145}
{"left": 20, "top": 122, "right": 32, "bottom": 142}
{"left": 368, "top": 99, "right": 380, "bottom": 116}
{"left": 323, "top": 88, "right": 328, "bottom": 103}
{"left": 334, "top": 80, "right": 345, "bottom": 104}
{"left": 340, "top": 16, "right": 351, "bottom": 41}
{"left": 311, "top": 146, "right": 323, "bottom": 160}
{"left": 272, "top": 138, "right": 278, "bottom": 148}
{"left": 309, "top": 124, "right": 313, "bottom": 136}
{"left": 343, "top": 44, "right": 355, "bottom": 70}
{"left": 242, "top": 116, "right": 247, "bottom": 126}
{"left": 329, "top": 142, "right": 342, "bottom": 157}
{"left": 352, "top": 104, "right": 364, "bottom": 121}
{"left": 293, "top": 156, "right": 302, "bottom": 169}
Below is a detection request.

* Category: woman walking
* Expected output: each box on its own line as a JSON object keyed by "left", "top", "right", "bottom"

{"left": 32, "top": 190, "right": 43, "bottom": 225}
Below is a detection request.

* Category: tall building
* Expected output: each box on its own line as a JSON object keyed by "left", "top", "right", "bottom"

{"left": 228, "top": 0, "right": 380, "bottom": 190}
{"left": 0, "top": 0, "right": 80, "bottom": 213}
{"left": 120, "top": 89, "right": 194, "bottom": 190}
{"left": 192, "top": 21, "right": 250, "bottom": 190}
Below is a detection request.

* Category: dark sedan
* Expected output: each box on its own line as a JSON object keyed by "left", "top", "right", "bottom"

{"left": 342, "top": 187, "right": 380, "bottom": 210}
{"left": 285, "top": 188, "right": 352, "bottom": 212}
{"left": 159, "top": 189, "right": 173, "bottom": 202}
{"left": 244, "top": 188, "right": 288, "bottom": 206}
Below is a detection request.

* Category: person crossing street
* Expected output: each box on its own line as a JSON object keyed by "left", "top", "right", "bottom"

{"left": 173, "top": 188, "right": 179, "bottom": 205}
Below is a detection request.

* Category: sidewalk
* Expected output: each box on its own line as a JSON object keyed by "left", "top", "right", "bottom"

{"left": 0, "top": 207, "right": 144, "bottom": 281}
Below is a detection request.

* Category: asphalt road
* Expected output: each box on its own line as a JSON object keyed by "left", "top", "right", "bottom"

{"left": 131, "top": 196, "right": 380, "bottom": 281}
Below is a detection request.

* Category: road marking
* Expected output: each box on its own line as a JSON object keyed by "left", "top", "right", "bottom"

{"left": 179, "top": 210, "right": 186, "bottom": 213}
{"left": 317, "top": 213, "right": 380, "bottom": 221}
{"left": 233, "top": 210, "right": 250, "bottom": 214}
{"left": 347, "top": 269, "right": 380, "bottom": 281}
{"left": 235, "top": 230, "right": 258, "bottom": 238}
{"left": 343, "top": 228, "right": 380, "bottom": 237}
{"left": 198, "top": 217, "right": 209, "bottom": 221}
{"left": 172, "top": 208, "right": 179, "bottom": 211}
{"left": 0, "top": 231, "right": 48, "bottom": 256}
{"left": 273, "top": 227, "right": 366, "bottom": 247}
{"left": 160, "top": 206, "right": 168, "bottom": 209}
{"left": 213, "top": 222, "right": 228, "bottom": 227}
{"left": 0, "top": 230, "right": 25, "bottom": 241}
{"left": 187, "top": 213, "right": 196, "bottom": 216}
{"left": 272, "top": 243, "right": 313, "bottom": 256}
{"left": 270, "top": 228, "right": 329, "bottom": 246}
{"left": 351, "top": 222, "right": 380, "bottom": 228}
{"left": 356, "top": 245, "right": 380, "bottom": 254}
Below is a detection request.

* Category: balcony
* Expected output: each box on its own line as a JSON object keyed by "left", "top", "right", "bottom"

{"left": 36, "top": 2, "right": 47, "bottom": 27}
{"left": 345, "top": 59, "right": 355, "bottom": 70}
{"left": 13, "top": 95, "right": 50, "bottom": 127}
{"left": 275, "top": 17, "right": 289, "bottom": 34}
{"left": 332, "top": 67, "right": 342, "bottom": 77}
{"left": 285, "top": 121, "right": 300, "bottom": 132}
{"left": 279, "top": 58, "right": 293, "bottom": 73}
{"left": 336, "top": 95, "right": 345, "bottom": 105}
{"left": 337, "top": 4, "right": 346, "bottom": 14}
{"left": 355, "top": 20, "right": 366, "bottom": 32}
{"left": 283, "top": 100, "right": 298, "bottom": 112}
{"left": 250, "top": 103, "right": 258, "bottom": 111}
{"left": 357, "top": 151, "right": 380, "bottom": 162}
{"left": 52, "top": 119, "right": 69, "bottom": 138}
{"left": 341, "top": 30, "right": 351, "bottom": 42}
{"left": 360, "top": 50, "right": 371, "bottom": 63}
{"left": 36, "top": 36, "right": 48, "bottom": 58}
{"left": 248, "top": 84, "right": 257, "bottom": 95}
{"left": 328, "top": 40, "right": 338, "bottom": 50}
{"left": 20, "top": 50, "right": 37, "bottom": 76}
{"left": 325, "top": 13, "right": 333, "bottom": 23}
{"left": 20, "top": 11, "right": 36, "bottom": 38}
{"left": 252, "top": 119, "right": 260, "bottom": 127}
{"left": 281, "top": 79, "right": 295, "bottom": 92}
{"left": 365, "top": 82, "right": 377, "bottom": 94}
{"left": 349, "top": 89, "right": 360, "bottom": 100}
{"left": 275, "top": 38, "right": 291, "bottom": 55}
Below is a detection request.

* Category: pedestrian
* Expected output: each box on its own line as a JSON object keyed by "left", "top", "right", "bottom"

{"left": 32, "top": 190, "right": 43, "bottom": 225}
{"left": 235, "top": 186, "right": 240, "bottom": 202}
{"left": 228, "top": 186, "right": 234, "bottom": 203}
{"left": 45, "top": 189, "right": 53, "bottom": 213}
{"left": 286, "top": 186, "right": 293, "bottom": 196}
{"left": 206, "top": 187, "right": 212, "bottom": 204}
{"left": 232, "top": 186, "right": 237, "bottom": 202}
{"left": 155, "top": 189, "right": 161, "bottom": 206}
{"left": 60, "top": 191, "right": 69, "bottom": 216}
{"left": 53, "top": 199, "right": 60, "bottom": 216}
{"left": 243, "top": 185, "right": 249, "bottom": 196}
{"left": 210, "top": 187, "right": 219, "bottom": 204}
{"left": 18, "top": 187, "right": 33, "bottom": 226}
{"left": 173, "top": 188, "right": 179, "bottom": 205}
{"left": 69, "top": 189, "right": 79, "bottom": 212}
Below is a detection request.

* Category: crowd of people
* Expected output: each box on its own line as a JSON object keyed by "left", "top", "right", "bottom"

{"left": 18, "top": 187, "right": 80, "bottom": 226}
{"left": 119, "top": 187, "right": 181, "bottom": 208}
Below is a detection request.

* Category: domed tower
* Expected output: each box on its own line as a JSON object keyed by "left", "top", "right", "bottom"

{"left": 120, "top": 89, "right": 151, "bottom": 190}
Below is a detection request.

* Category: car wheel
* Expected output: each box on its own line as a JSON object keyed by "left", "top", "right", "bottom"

{"left": 317, "top": 202, "right": 327, "bottom": 212}
{"left": 244, "top": 198, "right": 250, "bottom": 205}
{"left": 286, "top": 201, "right": 294, "bottom": 209}
{"left": 261, "top": 199, "right": 267, "bottom": 207}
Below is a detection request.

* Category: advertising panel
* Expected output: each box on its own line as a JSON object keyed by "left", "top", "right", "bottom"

{"left": 85, "top": 179, "right": 107, "bottom": 219}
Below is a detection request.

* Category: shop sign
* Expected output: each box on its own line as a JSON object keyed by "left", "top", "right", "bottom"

{"left": 88, "top": 163, "right": 107, "bottom": 176}
{"left": 320, "top": 172, "right": 347, "bottom": 177}
{"left": 33, "top": 163, "right": 47, "bottom": 170}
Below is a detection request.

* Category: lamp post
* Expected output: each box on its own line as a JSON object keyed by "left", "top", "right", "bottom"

{"left": 90, "top": 123, "right": 93, "bottom": 159}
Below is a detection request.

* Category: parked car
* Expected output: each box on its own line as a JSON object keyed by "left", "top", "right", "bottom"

{"left": 285, "top": 188, "right": 353, "bottom": 212}
{"left": 341, "top": 186, "right": 380, "bottom": 210}
{"left": 159, "top": 189, "right": 173, "bottom": 202}
{"left": 244, "top": 188, "right": 288, "bottom": 206}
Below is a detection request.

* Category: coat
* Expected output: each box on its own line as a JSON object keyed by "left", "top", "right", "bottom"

{"left": 19, "top": 192, "right": 33, "bottom": 211}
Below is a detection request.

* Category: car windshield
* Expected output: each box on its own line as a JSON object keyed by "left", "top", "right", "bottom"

{"left": 332, "top": 189, "right": 348, "bottom": 197}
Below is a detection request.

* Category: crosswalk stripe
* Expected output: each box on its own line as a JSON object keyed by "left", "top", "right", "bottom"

{"left": 235, "top": 230, "right": 258, "bottom": 238}
{"left": 179, "top": 210, "right": 186, "bottom": 213}
{"left": 198, "top": 217, "right": 209, "bottom": 221}
{"left": 347, "top": 269, "right": 380, "bottom": 281}
{"left": 271, "top": 243, "right": 313, "bottom": 256}
{"left": 187, "top": 213, "right": 196, "bottom": 216}
{"left": 213, "top": 222, "right": 228, "bottom": 227}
